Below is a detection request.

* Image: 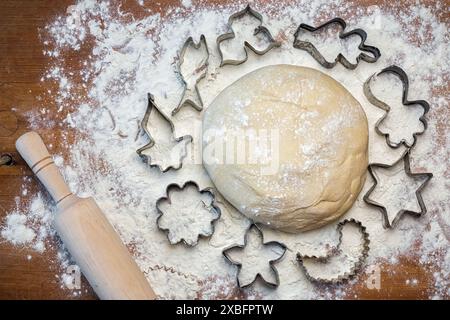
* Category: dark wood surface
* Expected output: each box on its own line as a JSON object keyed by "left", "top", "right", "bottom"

{"left": 0, "top": 0, "right": 448, "bottom": 300}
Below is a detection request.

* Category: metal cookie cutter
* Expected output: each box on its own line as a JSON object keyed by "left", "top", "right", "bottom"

{"left": 296, "top": 219, "right": 370, "bottom": 284}
{"left": 364, "top": 65, "right": 431, "bottom": 149}
{"left": 363, "top": 150, "right": 433, "bottom": 229}
{"left": 156, "top": 181, "right": 221, "bottom": 246}
{"left": 222, "top": 223, "right": 287, "bottom": 289}
{"left": 217, "top": 5, "right": 281, "bottom": 67}
{"left": 171, "top": 35, "right": 209, "bottom": 116}
{"left": 137, "top": 93, "right": 192, "bottom": 172}
{"left": 293, "top": 17, "right": 381, "bottom": 70}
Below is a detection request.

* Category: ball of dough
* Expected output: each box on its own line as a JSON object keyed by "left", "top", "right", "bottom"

{"left": 202, "top": 65, "right": 368, "bottom": 233}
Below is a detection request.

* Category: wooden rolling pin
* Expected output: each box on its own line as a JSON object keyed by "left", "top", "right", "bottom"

{"left": 16, "top": 131, "right": 156, "bottom": 300}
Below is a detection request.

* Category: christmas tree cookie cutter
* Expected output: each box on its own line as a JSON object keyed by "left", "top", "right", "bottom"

{"left": 136, "top": 93, "right": 192, "bottom": 172}
{"left": 217, "top": 5, "right": 281, "bottom": 67}
{"left": 222, "top": 223, "right": 287, "bottom": 289}
{"left": 296, "top": 219, "right": 370, "bottom": 284}
{"left": 155, "top": 181, "right": 221, "bottom": 246}
{"left": 293, "top": 17, "right": 381, "bottom": 70}
{"left": 363, "top": 65, "right": 431, "bottom": 149}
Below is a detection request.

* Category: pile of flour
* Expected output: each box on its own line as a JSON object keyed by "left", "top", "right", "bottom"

{"left": 1, "top": 0, "right": 449, "bottom": 299}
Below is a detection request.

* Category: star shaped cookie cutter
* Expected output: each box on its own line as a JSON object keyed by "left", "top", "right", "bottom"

{"left": 296, "top": 218, "right": 370, "bottom": 284}
{"left": 216, "top": 5, "right": 281, "bottom": 67}
{"left": 171, "top": 35, "right": 209, "bottom": 116}
{"left": 363, "top": 65, "right": 431, "bottom": 149}
{"left": 293, "top": 17, "right": 381, "bottom": 70}
{"left": 363, "top": 150, "right": 433, "bottom": 229}
{"left": 156, "top": 181, "right": 221, "bottom": 246}
{"left": 222, "top": 223, "right": 287, "bottom": 289}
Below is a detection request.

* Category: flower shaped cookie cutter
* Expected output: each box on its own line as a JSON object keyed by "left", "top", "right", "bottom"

{"left": 156, "top": 181, "right": 221, "bottom": 246}
{"left": 222, "top": 223, "right": 287, "bottom": 289}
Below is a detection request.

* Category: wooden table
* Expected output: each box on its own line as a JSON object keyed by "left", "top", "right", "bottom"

{"left": 0, "top": 0, "right": 448, "bottom": 300}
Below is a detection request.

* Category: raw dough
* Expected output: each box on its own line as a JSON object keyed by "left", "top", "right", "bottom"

{"left": 202, "top": 65, "right": 368, "bottom": 233}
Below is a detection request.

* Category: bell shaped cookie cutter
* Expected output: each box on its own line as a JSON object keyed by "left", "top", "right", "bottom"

{"left": 296, "top": 219, "right": 370, "bottom": 284}
{"left": 156, "top": 181, "right": 221, "bottom": 246}
{"left": 217, "top": 5, "right": 281, "bottom": 67}
{"left": 222, "top": 223, "right": 287, "bottom": 289}
{"left": 137, "top": 93, "right": 192, "bottom": 172}
{"left": 293, "top": 17, "right": 381, "bottom": 70}
{"left": 171, "top": 35, "right": 209, "bottom": 116}
{"left": 363, "top": 65, "right": 431, "bottom": 149}
{"left": 363, "top": 150, "right": 433, "bottom": 229}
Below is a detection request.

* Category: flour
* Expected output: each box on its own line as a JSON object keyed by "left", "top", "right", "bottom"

{"left": 1, "top": 213, "right": 36, "bottom": 245}
{"left": 1, "top": 0, "right": 449, "bottom": 299}
{"left": 1, "top": 193, "right": 55, "bottom": 252}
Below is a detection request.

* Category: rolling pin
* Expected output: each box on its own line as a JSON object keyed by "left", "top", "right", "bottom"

{"left": 16, "top": 131, "right": 156, "bottom": 300}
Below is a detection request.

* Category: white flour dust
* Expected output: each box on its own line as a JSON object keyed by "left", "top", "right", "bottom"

{"left": 1, "top": 0, "right": 449, "bottom": 299}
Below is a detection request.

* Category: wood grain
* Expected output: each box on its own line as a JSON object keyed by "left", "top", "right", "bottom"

{"left": 0, "top": 0, "right": 447, "bottom": 300}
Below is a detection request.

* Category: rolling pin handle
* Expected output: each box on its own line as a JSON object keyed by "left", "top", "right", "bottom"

{"left": 15, "top": 131, "right": 72, "bottom": 204}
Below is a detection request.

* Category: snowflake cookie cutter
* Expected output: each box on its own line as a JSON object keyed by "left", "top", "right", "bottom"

{"left": 296, "top": 218, "right": 370, "bottom": 284}
{"left": 363, "top": 65, "right": 431, "bottom": 149}
{"left": 217, "top": 5, "right": 281, "bottom": 67}
{"left": 155, "top": 181, "right": 221, "bottom": 246}
{"left": 363, "top": 150, "right": 433, "bottom": 229}
{"left": 222, "top": 223, "right": 287, "bottom": 289}
{"left": 171, "top": 35, "right": 209, "bottom": 116}
{"left": 137, "top": 93, "right": 192, "bottom": 172}
{"left": 293, "top": 17, "right": 381, "bottom": 70}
